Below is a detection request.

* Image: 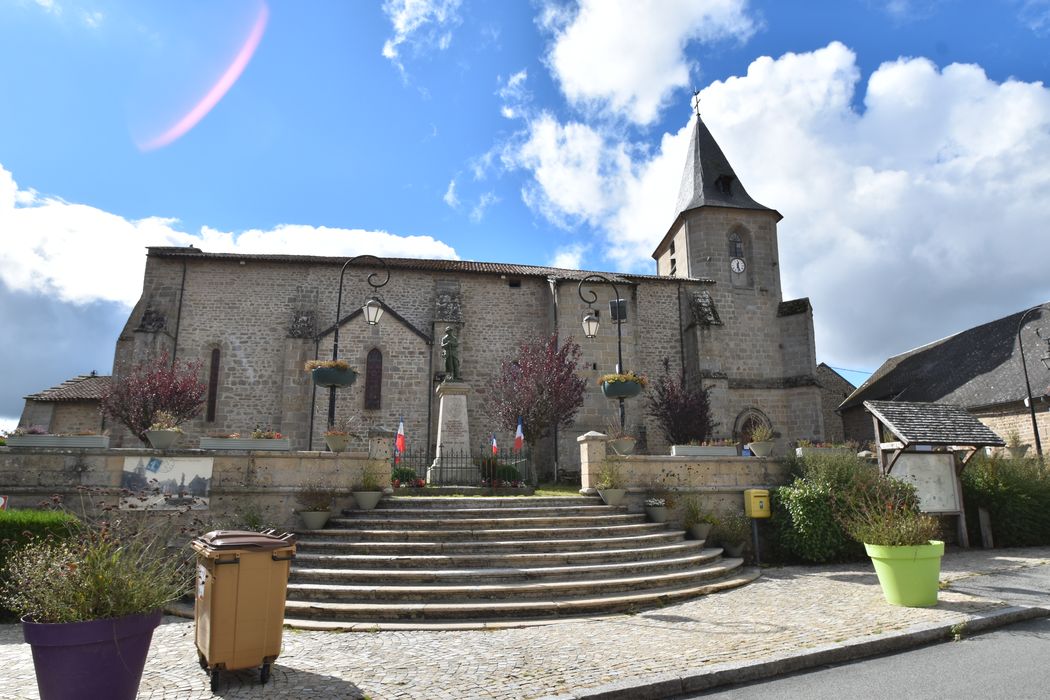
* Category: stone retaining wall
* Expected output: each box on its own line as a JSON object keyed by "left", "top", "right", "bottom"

{"left": 577, "top": 432, "right": 791, "bottom": 525}
{"left": 0, "top": 447, "right": 388, "bottom": 532}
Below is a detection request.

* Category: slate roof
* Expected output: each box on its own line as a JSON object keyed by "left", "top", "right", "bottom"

{"left": 864, "top": 400, "right": 1005, "bottom": 447}
{"left": 673, "top": 114, "right": 778, "bottom": 219}
{"left": 840, "top": 305, "right": 1050, "bottom": 412}
{"left": 25, "top": 374, "right": 110, "bottom": 402}
{"left": 147, "top": 247, "right": 714, "bottom": 285}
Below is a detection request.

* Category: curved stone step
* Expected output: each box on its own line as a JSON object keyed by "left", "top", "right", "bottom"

{"left": 292, "top": 540, "right": 706, "bottom": 569}
{"left": 286, "top": 558, "right": 741, "bottom": 603}
{"left": 283, "top": 565, "right": 760, "bottom": 624}
{"left": 302, "top": 522, "right": 664, "bottom": 542}
{"left": 374, "top": 496, "right": 601, "bottom": 509}
{"left": 294, "top": 530, "right": 686, "bottom": 555}
{"left": 289, "top": 549, "right": 722, "bottom": 586}
{"left": 326, "top": 513, "right": 645, "bottom": 530}
{"left": 341, "top": 504, "right": 620, "bottom": 519}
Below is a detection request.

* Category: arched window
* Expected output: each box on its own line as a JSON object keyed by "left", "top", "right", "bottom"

{"left": 728, "top": 232, "right": 744, "bottom": 259}
{"left": 206, "top": 348, "right": 220, "bottom": 422}
{"left": 364, "top": 348, "right": 382, "bottom": 410}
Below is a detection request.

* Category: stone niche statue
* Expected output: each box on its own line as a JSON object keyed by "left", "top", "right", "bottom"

{"left": 441, "top": 326, "right": 460, "bottom": 381}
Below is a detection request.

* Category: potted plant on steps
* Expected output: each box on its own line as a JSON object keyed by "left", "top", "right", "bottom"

{"left": 681, "top": 495, "right": 716, "bottom": 541}
{"left": 713, "top": 512, "right": 750, "bottom": 558}
{"left": 746, "top": 424, "right": 775, "bottom": 457}
{"left": 296, "top": 480, "right": 336, "bottom": 530}
{"left": 644, "top": 497, "right": 668, "bottom": 523}
{"left": 0, "top": 499, "right": 189, "bottom": 700}
{"left": 145, "top": 411, "right": 183, "bottom": 450}
{"left": 841, "top": 479, "right": 944, "bottom": 607}
{"left": 351, "top": 462, "right": 386, "bottom": 511}
{"left": 594, "top": 458, "right": 627, "bottom": 506}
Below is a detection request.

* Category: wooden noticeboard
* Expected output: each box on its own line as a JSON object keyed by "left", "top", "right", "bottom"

{"left": 889, "top": 452, "right": 962, "bottom": 514}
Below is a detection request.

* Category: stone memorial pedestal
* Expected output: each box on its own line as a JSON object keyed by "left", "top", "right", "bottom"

{"left": 428, "top": 381, "right": 475, "bottom": 485}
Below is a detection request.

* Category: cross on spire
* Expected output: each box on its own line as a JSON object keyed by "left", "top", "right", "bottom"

{"left": 691, "top": 88, "right": 701, "bottom": 117}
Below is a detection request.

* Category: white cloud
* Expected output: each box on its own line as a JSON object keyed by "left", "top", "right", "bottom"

{"left": 469, "top": 192, "right": 499, "bottom": 223}
{"left": 0, "top": 416, "right": 19, "bottom": 434}
{"left": 1019, "top": 0, "right": 1050, "bottom": 35}
{"left": 81, "top": 10, "right": 103, "bottom": 28}
{"left": 549, "top": 243, "right": 587, "bottom": 270}
{"left": 381, "top": 0, "right": 462, "bottom": 72}
{"left": 443, "top": 179, "right": 459, "bottom": 208}
{"left": 0, "top": 163, "right": 460, "bottom": 308}
{"left": 542, "top": 0, "right": 756, "bottom": 125}
{"left": 504, "top": 112, "right": 631, "bottom": 228}
{"left": 507, "top": 41, "right": 1050, "bottom": 372}
{"left": 32, "top": 0, "right": 61, "bottom": 16}
{"left": 497, "top": 69, "right": 531, "bottom": 120}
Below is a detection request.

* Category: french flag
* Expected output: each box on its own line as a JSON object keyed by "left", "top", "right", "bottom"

{"left": 491, "top": 433, "right": 498, "bottom": 454}
{"left": 513, "top": 417, "right": 524, "bottom": 452}
{"left": 395, "top": 417, "right": 406, "bottom": 463}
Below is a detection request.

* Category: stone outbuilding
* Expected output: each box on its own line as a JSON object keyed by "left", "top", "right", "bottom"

{"left": 17, "top": 372, "right": 110, "bottom": 434}
{"left": 839, "top": 304, "right": 1050, "bottom": 452}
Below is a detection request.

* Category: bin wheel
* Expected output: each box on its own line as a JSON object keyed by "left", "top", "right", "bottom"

{"left": 261, "top": 663, "right": 271, "bottom": 684}
{"left": 210, "top": 669, "right": 220, "bottom": 692}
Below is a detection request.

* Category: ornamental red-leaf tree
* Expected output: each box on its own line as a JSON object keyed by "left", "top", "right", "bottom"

{"left": 645, "top": 357, "right": 715, "bottom": 445}
{"left": 485, "top": 334, "right": 587, "bottom": 467}
{"left": 100, "top": 353, "right": 206, "bottom": 443}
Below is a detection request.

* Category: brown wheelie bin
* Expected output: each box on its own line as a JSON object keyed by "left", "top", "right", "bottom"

{"left": 191, "top": 529, "right": 297, "bottom": 692}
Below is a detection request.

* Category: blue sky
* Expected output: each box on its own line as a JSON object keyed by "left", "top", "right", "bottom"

{"left": 3, "top": 0, "right": 1050, "bottom": 429}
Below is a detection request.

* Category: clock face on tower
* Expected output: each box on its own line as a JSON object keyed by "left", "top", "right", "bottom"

{"left": 730, "top": 258, "right": 746, "bottom": 274}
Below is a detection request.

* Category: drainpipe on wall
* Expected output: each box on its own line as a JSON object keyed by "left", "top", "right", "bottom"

{"left": 425, "top": 337, "right": 434, "bottom": 460}
{"left": 548, "top": 276, "right": 560, "bottom": 484}
{"left": 170, "top": 259, "right": 188, "bottom": 364}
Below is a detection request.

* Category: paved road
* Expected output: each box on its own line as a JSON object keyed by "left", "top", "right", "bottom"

{"left": 0, "top": 547, "right": 1047, "bottom": 699}
{"left": 682, "top": 616, "right": 1050, "bottom": 699}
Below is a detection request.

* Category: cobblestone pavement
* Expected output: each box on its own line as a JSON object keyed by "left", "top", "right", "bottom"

{"left": 1, "top": 547, "right": 1047, "bottom": 700}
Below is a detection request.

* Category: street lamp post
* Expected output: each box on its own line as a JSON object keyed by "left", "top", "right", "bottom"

{"left": 1016, "top": 303, "right": 1050, "bottom": 462}
{"left": 577, "top": 274, "right": 628, "bottom": 432}
{"left": 328, "top": 255, "right": 389, "bottom": 427}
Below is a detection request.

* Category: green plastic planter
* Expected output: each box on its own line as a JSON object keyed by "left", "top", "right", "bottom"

{"left": 864, "top": 540, "right": 945, "bottom": 607}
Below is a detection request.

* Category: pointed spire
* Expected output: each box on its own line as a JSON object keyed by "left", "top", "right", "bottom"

{"left": 673, "top": 113, "right": 775, "bottom": 218}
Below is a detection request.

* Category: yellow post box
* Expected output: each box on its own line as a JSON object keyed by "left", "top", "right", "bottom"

{"left": 744, "top": 489, "right": 770, "bottom": 518}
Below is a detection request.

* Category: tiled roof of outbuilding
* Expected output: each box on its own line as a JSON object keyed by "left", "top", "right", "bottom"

{"left": 864, "top": 400, "right": 1005, "bottom": 447}
{"left": 147, "top": 247, "right": 713, "bottom": 284}
{"left": 840, "top": 305, "right": 1050, "bottom": 412}
{"left": 25, "top": 374, "right": 110, "bottom": 402}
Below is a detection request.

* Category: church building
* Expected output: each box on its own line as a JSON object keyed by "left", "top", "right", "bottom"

{"left": 108, "top": 113, "right": 825, "bottom": 469}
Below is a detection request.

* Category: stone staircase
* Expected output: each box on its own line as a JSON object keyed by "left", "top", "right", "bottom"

{"left": 284, "top": 496, "right": 758, "bottom": 630}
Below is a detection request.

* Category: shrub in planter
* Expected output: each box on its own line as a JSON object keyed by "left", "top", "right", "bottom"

{"left": 0, "top": 500, "right": 190, "bottom": 699}
{"left": 680, "top": 495, "right": 716, "bottom": 540}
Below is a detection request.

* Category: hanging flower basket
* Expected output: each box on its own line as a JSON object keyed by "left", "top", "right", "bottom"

{"left": 307, "top": 361, "right": 358, "bottom": 389}
{"left": 600, "top": 380, "right": 642, "bottom": 399}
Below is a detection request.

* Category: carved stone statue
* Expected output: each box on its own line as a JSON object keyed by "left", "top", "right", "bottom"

{"left": 441, "top": 326, "right": 460, "bottom": 381}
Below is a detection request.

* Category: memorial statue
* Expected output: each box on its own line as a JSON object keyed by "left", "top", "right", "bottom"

{"left": 441, "top": 326, "right": 460, "bottom": 381}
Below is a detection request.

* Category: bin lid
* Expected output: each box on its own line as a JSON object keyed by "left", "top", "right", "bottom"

{"left": 192, "top": 529, "right": 297, "bottom": 552}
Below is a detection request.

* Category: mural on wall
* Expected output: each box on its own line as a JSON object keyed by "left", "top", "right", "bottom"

{"left": 120, "top": 455, "right": 213, "bottom": 510}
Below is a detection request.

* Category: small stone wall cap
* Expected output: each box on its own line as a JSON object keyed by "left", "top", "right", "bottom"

{"left": 578, "top": 431, "right": 607, "bottom": 442}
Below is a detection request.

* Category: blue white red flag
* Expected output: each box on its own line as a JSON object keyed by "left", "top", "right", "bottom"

{"left": 491, "top": 433, "right": 498, "bottom": 454}
{"left": 514, "top": 417, "right": 524, "bottom": 452}
{"left": 395, "top": 417, "right": 406, "bottom": 463}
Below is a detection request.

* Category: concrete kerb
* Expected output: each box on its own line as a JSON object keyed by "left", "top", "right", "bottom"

{"left": 540, "top": 604, "right": 1050, "bottom": 700}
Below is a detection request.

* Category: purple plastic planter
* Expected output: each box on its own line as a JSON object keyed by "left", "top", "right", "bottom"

{"left": 22, "top": 609, "right": 162, "bottom": 700}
